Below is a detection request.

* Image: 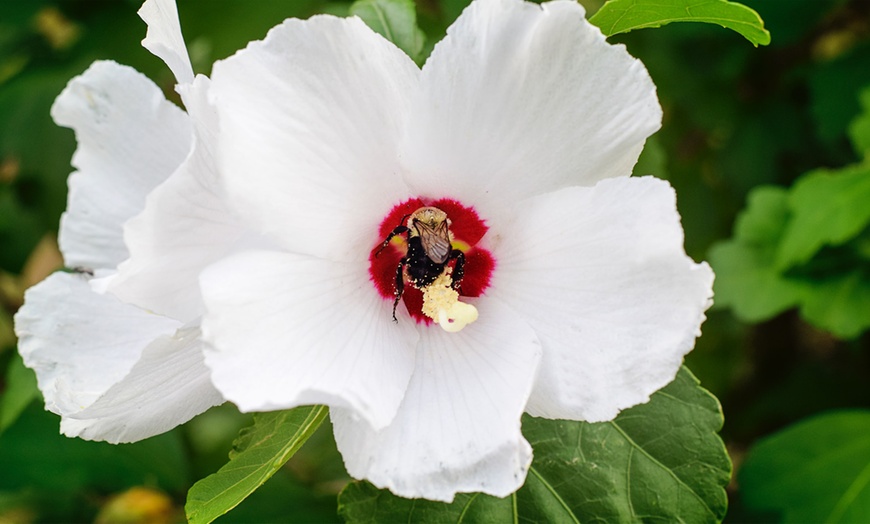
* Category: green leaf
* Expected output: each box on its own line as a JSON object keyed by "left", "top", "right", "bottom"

{"left": 185, "top": 405, "right": 328, "bottom": 524}
{"left": 711, "top": 180, "right": 870, "bottom": 338}
{"left": 350, "top": 0, "right": 425, "bottom": 63}
{"left": 589, "top": 0, "right": 771, "bottom": 47}
{"left": 775, "top": 163, "right": 870, "bottom": 270}
{"left": 339, "top": 483, "right": 515, "bottom": 523}
{"left": 338, "top": 367, "right": 731, "bottom": 523}
{"left": 709, "top": 241, "right": 807, "bottom": 322}
{"left": 798, "top": 270, "right": 870, "bottom": 340}
{"left": 709, "top": 187, "right": 806, "bottom": 321}
{"left": 0, "top": 352, "right": 38, "bottom": 434}
{"left": 849, "top": 87, "right": 870, "bottom": 158}
{"left": 739, "top": 410, "right": 870, "bottom": 523}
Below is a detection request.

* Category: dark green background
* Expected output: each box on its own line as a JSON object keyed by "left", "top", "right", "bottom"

{"left": 1, "top": 0, "right": 869, "bottom": 522}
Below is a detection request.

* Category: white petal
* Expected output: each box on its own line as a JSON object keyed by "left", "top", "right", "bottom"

{"left": 402, "top": 0, "right": 661, "bottom": 212}
{"left": 65, "top": 327, "right": 224, "bottom": 444}
{"left": 200, "top": 250, "right": 417, "bottom": 430}
{"left": 108, "top": 76, "right": 248, "bottom": 323}
{"left": 210, "top": 15, "right": 419, "bottom": 261}
{"left": 332, "top": 298, "right": 542, "bottom": 502}
{"left": 488, "top": 176, "right": 714, "bottom": 422}
{"left": 52, "top": 60, "right": 192, "bottom": 270}
{"left": 138, "top": 0, "right": 194, "bottom": 84}
{"left": 13, "top": 272, "right": 181, "bottom": 418}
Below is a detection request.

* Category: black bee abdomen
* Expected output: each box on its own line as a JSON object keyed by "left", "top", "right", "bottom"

{"left": 405, "top": 237, "right": 447, "bottom": 288}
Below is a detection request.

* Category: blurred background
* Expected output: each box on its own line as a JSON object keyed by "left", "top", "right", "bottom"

{"left": 1, "top": 0, "right": 869, "bottom": 522}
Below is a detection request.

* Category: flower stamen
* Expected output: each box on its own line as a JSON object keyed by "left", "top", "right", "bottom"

{"left": 421, "top": 269, "right": 478, "bottom": 332}
{"left": 370, "top": 197, "right": 494, "bottom": 326}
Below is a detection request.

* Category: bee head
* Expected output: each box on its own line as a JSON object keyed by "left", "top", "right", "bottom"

{"left": 409, "top": 207, "right": 449, "bottom": 228}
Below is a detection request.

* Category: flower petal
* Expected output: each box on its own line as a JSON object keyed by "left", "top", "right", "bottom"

{"left": 13, "top": 272, "right": 181, "bottom": 419}
{"left": 52, "top": 60, "right": 192, "bottom": 270}
{"left": 209, "top": 15, "right": 419, "bottom": 261}
{"left": 402, "top": 0, "right": 661, "bottom": 212}
{"left": 487, "top": 176, "right": 714, "bottom": 422}
{"left": 66, "top": 327, "right": 223, "bottom": 443}
{"left": 331, "top": 298, "right": 542, "bottom": 502}
{"left": 108, "top": 76, "right": 248, "bottom": 323}
{"left": 138, "top": 0, "right": 194, "bottom": 84}
{"left": 200, "top": 250, "right": 417, "bottom": 430}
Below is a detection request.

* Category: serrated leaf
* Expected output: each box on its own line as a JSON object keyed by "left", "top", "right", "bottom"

{"left": 184, "top": 405, "right": 327, "bottom": 524}
{"left": 338, "top": 367, "right": 730, "bottom": 523}
{"left": 350, "top": 0, "right": 425, "bottom": 63}
{"left": 709, "top": 187, "right": 806, "bottom": 321}
{"left": 0, "top": 352, "right": 38, "bottom": 434}
{"left": 739, "top": 410, "right": 870, "bottom": 523}
{"left": 589, "top": 0, "right": 770, "bottom": 46}
{"left": 775, "top": 164, "right": 870, "bottom": 271}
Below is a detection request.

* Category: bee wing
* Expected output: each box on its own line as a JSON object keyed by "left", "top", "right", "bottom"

{"left": 418, "top": 220, "right": 451, "bottom": 264}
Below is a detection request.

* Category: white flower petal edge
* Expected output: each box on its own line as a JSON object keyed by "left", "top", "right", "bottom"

{"left": 402, "top": 0, "right": 661, "bottom": 213}
{"left": 13, "top": 272, "right": 181, "bottom": 438}
{"left": 332, "top": 298, "right": 542, "bottom": 502}
{"left": 67, "top": 327, "right": 223, "bottom": 444}
{"left": 488, "top": 176, "right": 714, "bottom": 422}
{"left": 109, "top": 76, "right": 248, "bottom": 322}
{"left": 52, "top": 60, "right": 192, "bottom": 271}
{"left": 200, "top": 251, "right": 418, "bottom": 430}
{"left": 209, "top": 15, "right": 418, "bottom": 261}
{"left": 18, "top": 7, "right": 228, "bottom": 443}
{"left": 138, "top": 0, "right": 193, "bottom": 84}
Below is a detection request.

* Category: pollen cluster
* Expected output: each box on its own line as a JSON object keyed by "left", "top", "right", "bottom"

{"left": 421, "top": 269, "right": 479, "bottom": 332}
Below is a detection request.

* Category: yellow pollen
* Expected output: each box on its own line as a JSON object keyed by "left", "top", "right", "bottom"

{"left": 421, "top": 269, "right": 478, "bottom": 333}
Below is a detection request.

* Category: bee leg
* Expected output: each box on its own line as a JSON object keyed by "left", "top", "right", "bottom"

{"left": 392, "top": 259, "right": 407, "bottom": 322}
{"left": 375, "top": 224, "right": 410, "bottom": 257}
{"left": 449, "top": 250, "right": 466, "bottom": 290}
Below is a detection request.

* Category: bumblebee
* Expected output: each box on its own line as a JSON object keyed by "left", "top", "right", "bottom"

{"left": 375, "top": 207, "right": 466, "bottom": 322}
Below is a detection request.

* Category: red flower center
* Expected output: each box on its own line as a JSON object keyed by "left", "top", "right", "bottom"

{"left": 369, "top": 197, "right": 495, "bottom": 324}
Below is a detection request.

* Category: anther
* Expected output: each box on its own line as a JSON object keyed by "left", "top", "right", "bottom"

{"left": 421, "top": 269, "right": 478, "bottom": 332}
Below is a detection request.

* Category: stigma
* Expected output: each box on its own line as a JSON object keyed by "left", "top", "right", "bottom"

{"left": 421, "top": 269, "right": 478, "bottom": 332}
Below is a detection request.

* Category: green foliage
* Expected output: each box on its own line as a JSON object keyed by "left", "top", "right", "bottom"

{"left": 0, "top": 70, "right": 76, "bottom": 273}
{"left": 850, "top": 87, "right": 870, "bottom": 158}
{"left": 710, "top": 163, "right": 870, "bottom": 339}
{"left": 9, "top": 0, "right": 870, "bottom": 522}
{"left": 0, "top": 404, "right": 190, "bottom": 521}
{"left": 739, "top": 410, "right": 870, "bottom": 523}
{"left": 589, "top": 0, "right": 770, "bottom": 46}
{"left": 809, "top": 43, "right": 870, "bottom": 148}
{"left": 0, "top": 352, "right": 37, "bottom": 434}
{"left": 185, "top": 405, "right": 328, "bottom": 524}
{"left": 776, "top": 164, "right": 870, "bottom": 270}
{"left": 708, "top": 188, "right": 805, "bottom": 320}
{"left": 338, "top": 367, "right": 731, "bottom": 523}
{"left": 0, "top": 405, "right": 190, "bottom": 493}
{"left": 350, "top": 0, "right": 426, "bottom": 64}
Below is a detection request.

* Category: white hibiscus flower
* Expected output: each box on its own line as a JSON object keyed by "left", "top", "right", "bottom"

{"left": 197, "top": 0, "right": 714, "bottom": 502}
{"left": 13, "top": 0, "right": 243, "bottom": 443}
